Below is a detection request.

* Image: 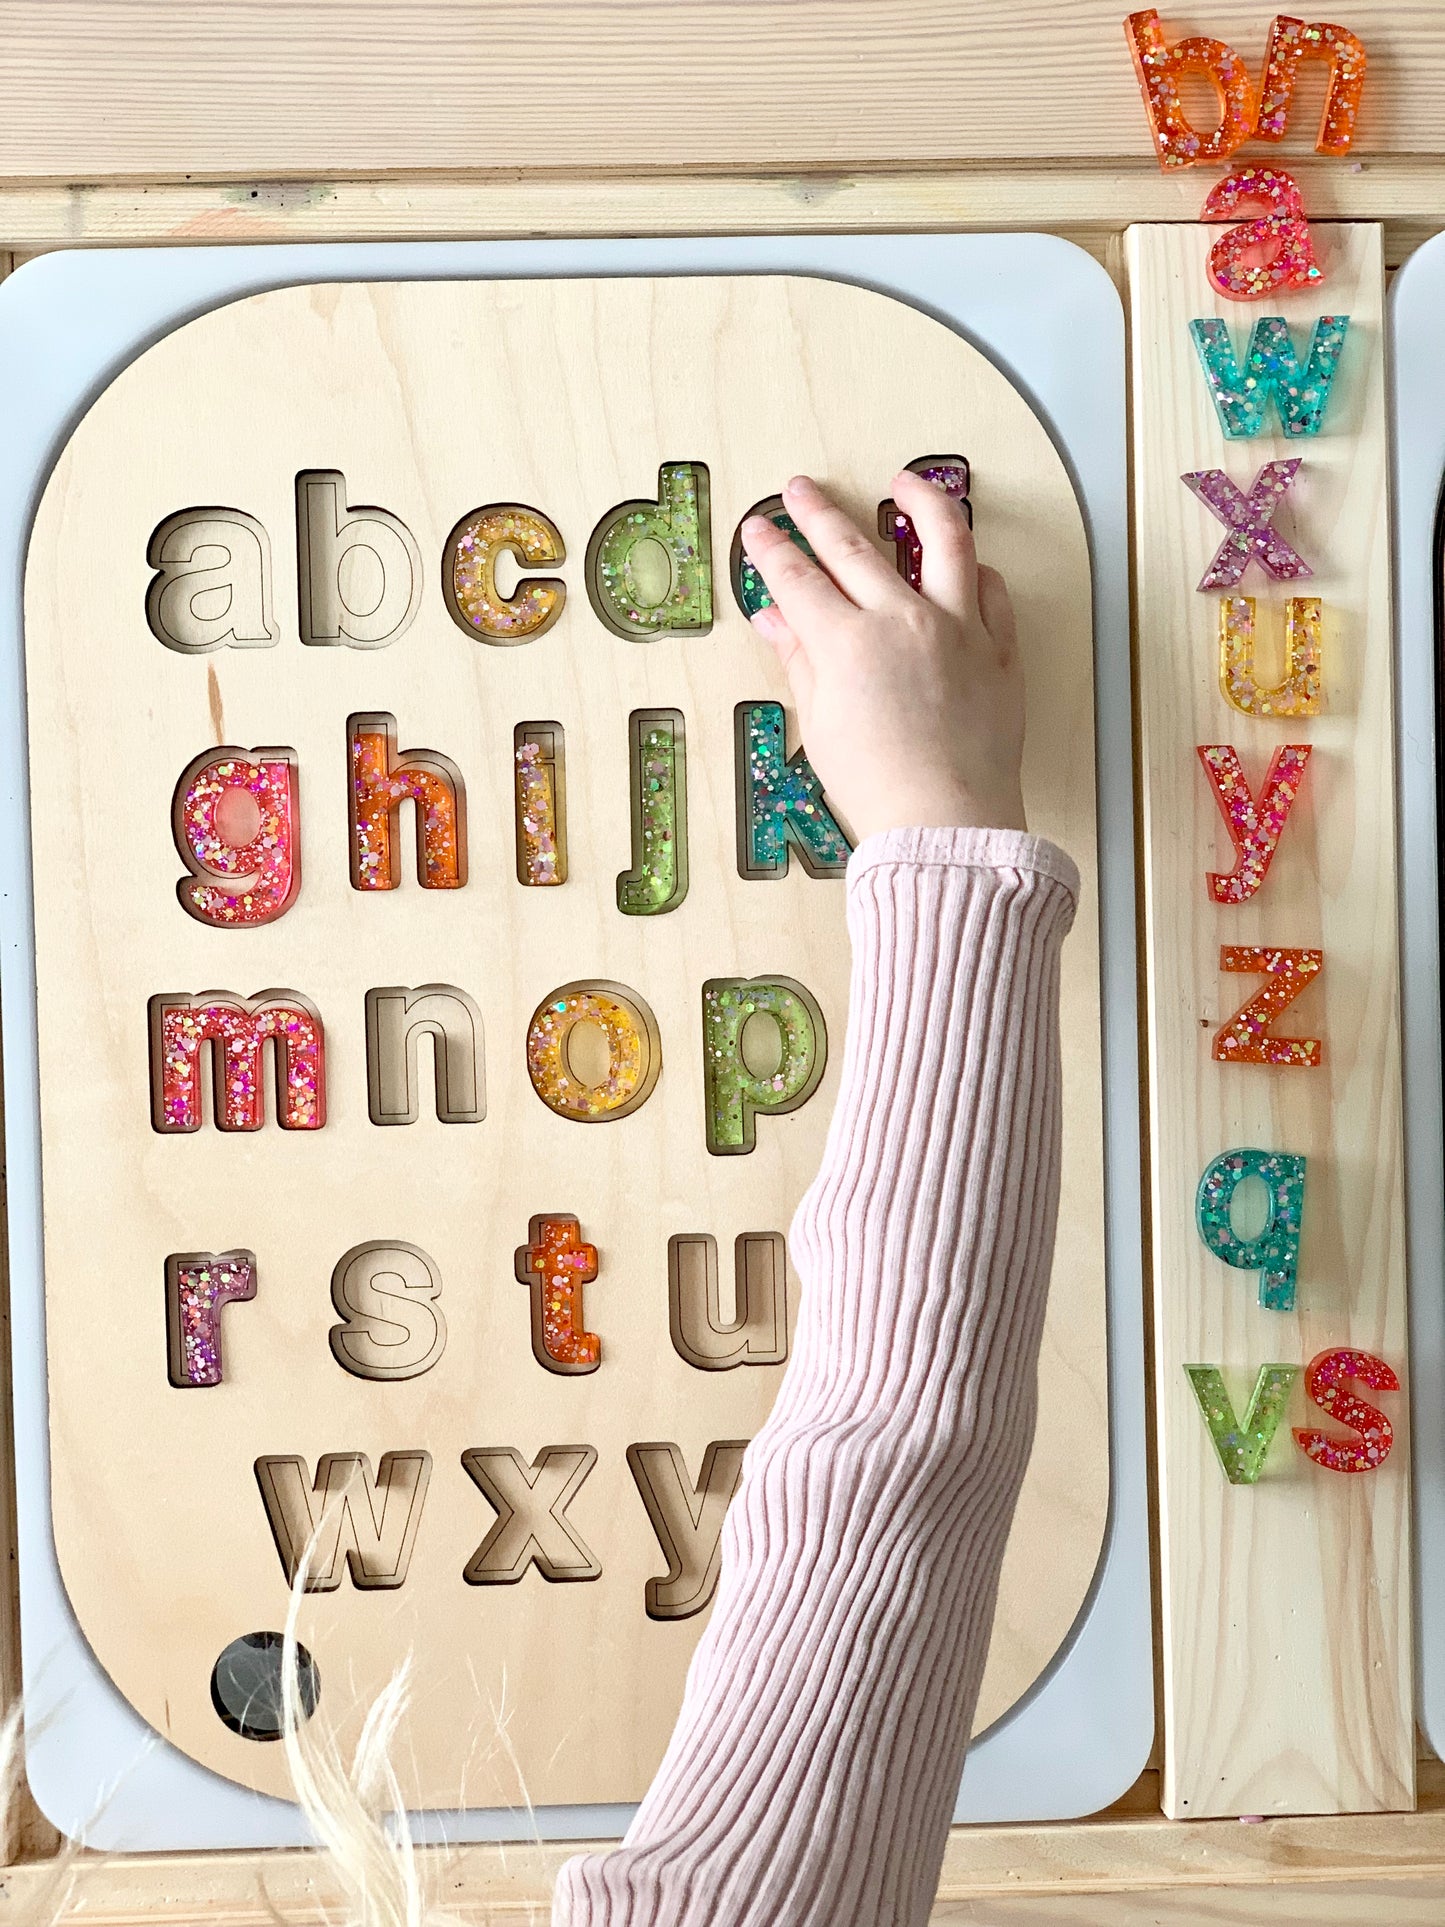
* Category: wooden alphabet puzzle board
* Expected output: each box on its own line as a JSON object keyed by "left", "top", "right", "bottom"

{"left": 0, "top": 238, "right": 1148, "bottom": 1846}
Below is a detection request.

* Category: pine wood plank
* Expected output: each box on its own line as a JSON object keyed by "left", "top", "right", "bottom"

{"left": 1128, "top": 221, "right": 1412, "bottom": 1817}
{"left": 0, "top": 162, "right": 1441, "bottom": 257}
{"left": 11, "top": 1790, "right": 1445, "bottom": 1923}
{"left": 0, "top": 2, "right": 1433, "bottom": 180}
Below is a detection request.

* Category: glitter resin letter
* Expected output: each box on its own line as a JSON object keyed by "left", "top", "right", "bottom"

{"left": 1213, "top": 946, "right": 1323, "bottom": 1069}
{"left": 586, "top": 462, "right": 712, "bottom": 640}
{"left": 526, "top": 980, "right": 662, "bottom": 1122}
{"left": 1186, "top": 1364, "right": 1299, "bottom": 1484}
{"left": 731, "top": 495, "right": 817, "bottom": 617}
{"left": 876, "top": 456, "right": 973, "bottom": 590}
{"left": 702, "top": 975, "right": 826, "bottom": 1155}
{"left": 1293, "top": 1348, "right": 1398, "bottom": 1473}
{"left": 1201, "top": 166, "right": 1323, "bottom": 301}
{"left": 1219, "top": 596, "right": 1322, "bottom": 717}
{"left": 150, "top": 991, "right": 326, "bottom": 1132}
{"left": 349, "top": 711, "right": 467, "bottom": 890}
{"left": 514, "top": 1213, "right": 601, "bottom": 1373}
{"left": 173, "top": 745, "right": 300, "bottom": 927}
{"left": 1196, "top": 1147, "right": 1306, "bottom": 1311}
{"left": 1256, "top": 16, "right": 1368, "bottom": 156}
{"left": 443, "top": 503, "right": 566, "bottom": 643}
{"left": 1182, "top": 461, "right": 1312, "bottom": 591}
{"left": 514, "top": 722, "right": 566, "bottom": 886}
{"left": 1124, "top": 9, "right": 1256, "bottom": 168}
{"left": 1197, "top": 744, "right": 1311, "bottom": 904}
{"left": 618, "top": 708, "right": 688, "bottom": 915}
{"left": 736, "top": 701, "right": 852, "bottom": 879}
{"left": 166, "top": 1249, "right": 256, "bottom": 1387}
{"left": 1188, "top": 316, "right": 1349, "bottom": 440}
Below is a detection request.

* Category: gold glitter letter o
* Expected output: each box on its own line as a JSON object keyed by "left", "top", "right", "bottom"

{"left": 526, "top": 980, "right": 662, "bottom": 1122}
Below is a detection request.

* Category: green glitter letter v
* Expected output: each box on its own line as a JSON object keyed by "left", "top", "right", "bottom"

{"left": 1185, "top": 1364, "right": 1299, "bottom": 1485}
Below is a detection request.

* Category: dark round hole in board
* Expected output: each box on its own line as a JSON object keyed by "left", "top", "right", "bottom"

{"left": 210, "top": 1631, "right": 320, "bottom": 1742}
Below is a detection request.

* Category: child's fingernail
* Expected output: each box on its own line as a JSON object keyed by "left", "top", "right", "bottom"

{"left": 749, "top": 605, "right": 779, "bottom": 634}
{"left": 741, "top": 515, "right": 771, "bottom": 541}
{"left": 784, "top": 475, "right": 819, "bottom": 500}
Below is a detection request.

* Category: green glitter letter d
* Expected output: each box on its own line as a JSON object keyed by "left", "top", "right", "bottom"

{"left": 702, "top": 976, "right": 826, "bottom": 1155}
{"left": 1188, "top": 316, "right": 1349, "bottom": 440}
{"left": 618, "top": 709, "right": 688, "bottom": 915}
{"left": 1196, "top": 1147, "right": 1306, "bottom": 1311}
{"left": 735, "top": 701, "right": 852, "bottom": 880}
{"left": 586, "top": 462, "right": 712, "bottom": 641}
{"left": 1185, "top": 1365, "right": 1299, "bottom": 1485}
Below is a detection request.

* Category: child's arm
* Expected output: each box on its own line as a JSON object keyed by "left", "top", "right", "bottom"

{"left": 554, "top": 473, "right": 1079, "bottom": 1927}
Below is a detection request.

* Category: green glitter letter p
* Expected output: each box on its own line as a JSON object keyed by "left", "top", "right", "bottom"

{"left": 1196, "top": 1147, "right": 1306, "bottom": 1312}
{"left": 586, "top": 462, "right": 713, "bottom": 641}
{"left": 702, "top": 976, "right": 826, "bottom": 1155}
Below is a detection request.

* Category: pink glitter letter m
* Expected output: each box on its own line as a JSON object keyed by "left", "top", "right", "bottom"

{"left": 149, "top": 991, "right": 327, "bottom": 1132}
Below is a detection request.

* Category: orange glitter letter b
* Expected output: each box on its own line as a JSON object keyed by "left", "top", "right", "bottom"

{"left": 1124, "top": 9, "right": 1256, "bottom": 168}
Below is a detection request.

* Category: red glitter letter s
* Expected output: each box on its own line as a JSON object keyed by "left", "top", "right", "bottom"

{"left": 1293, "top": 1349, "right": 1398, "bottom": 1473}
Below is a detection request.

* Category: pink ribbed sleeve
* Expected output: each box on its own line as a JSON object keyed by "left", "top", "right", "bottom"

{"left": 553, "top": 825, "right": 1080, "bottom": 1927}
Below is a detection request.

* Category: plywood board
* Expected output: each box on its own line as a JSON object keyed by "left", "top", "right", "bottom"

{"left": 0, "top": 2, "right": 1430, "bottom": 178}
{"left": 1128, "top": 223, "right": 1412, "bottom": 1816}
{"left": 22, "top": 272, "right": 1108, "bottom": 1812}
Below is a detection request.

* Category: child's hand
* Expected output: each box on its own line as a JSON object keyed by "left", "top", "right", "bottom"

{"left": 741, "top": 472, "right": 1026, "bottom": 841}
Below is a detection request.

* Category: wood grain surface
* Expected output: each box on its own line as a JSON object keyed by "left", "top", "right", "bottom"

{"left": 0, "top": 2, "right": 1435, "bottom": 181}
{"left": 1129, "top": 223, "right": 1411, "bottom": 1818}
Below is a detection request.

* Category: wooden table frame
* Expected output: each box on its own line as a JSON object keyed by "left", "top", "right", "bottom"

{"left": 0, "top": 91, "right": 1444, "bottom": 1927}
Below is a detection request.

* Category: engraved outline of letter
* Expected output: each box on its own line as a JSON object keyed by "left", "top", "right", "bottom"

{"left": 668, "top": 1232, "right": 789, "bottom": 1370}
{"left": 296, "top": 469, "right": 422, "bottom": 649}
{"left": 364, "top": 983, "right": 485, "bottom": 1125}
{"left": 254, "top": 1450, "right": 431, "bottom": 1590}
{"left": 146, "top": 508, "right": 278, "bottom": 654}
{"left": 626, "top": 1439, "right": 748, "bottom": 1620}
{"left": 328, "top": 1241, "right": 447, "bottom": 1382}
{"left": 461, "top": 1445, "right": 601, "bottom": 1583}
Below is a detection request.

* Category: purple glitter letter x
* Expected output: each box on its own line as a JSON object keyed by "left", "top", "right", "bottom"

{"left": 1181, "top": 459, "right": 1313, "bottom": 593}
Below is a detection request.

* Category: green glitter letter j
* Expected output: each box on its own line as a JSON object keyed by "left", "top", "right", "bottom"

{"left": 702, "top": 976, "right": 826, "bottom": 1155}
{"left": 1185, "top": 1364, "right": 1299, "bottom": 1485}
{"left": 1196, "top": 1146, "right": 1306, "bottom": 1312}
{"left": 618, "top": 708, "right": 688, "bottom": 915}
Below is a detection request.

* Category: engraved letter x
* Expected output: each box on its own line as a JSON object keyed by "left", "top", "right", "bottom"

{"left": 1181, "top": 459, "right": 1313, "bottom": 592}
